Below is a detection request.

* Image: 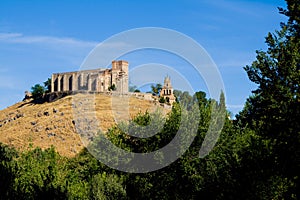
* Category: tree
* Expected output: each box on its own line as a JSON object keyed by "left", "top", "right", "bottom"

{"left": 108, "top": 84, "right": 116, "bottom": 91}
{"left": 0, "top": 144, "right": 18, "bottom": 199}
{"left": 90, "top": 173, "right": 126, "bottom": 200}
{"left": 151, "top": 83, "right": 162, "bottom": 96}
{"left": 236, "top": 1, "right": 300, "bottom": 198}
{"left": 12, "top": 147, "right": 67, "bottom": 199}
{"left": 173, "top": 90, "right": 194, "bottom": 109}
{"left": 31, "top": 84, "right": 45, "bottom": 100}
{"left": 173, "top": 89, "right": 182, "bottom": 102}
{"left": 44, "top": 78, "right": 51, "bottom": 93}
{"left": 159, "top": 96, "right": 165, "bottom": 103}
{"left": 129, "top": 85, "right": 137, "bottom": 92}
{"left": 129, "top": 85, "right": 141, "bottom": 92}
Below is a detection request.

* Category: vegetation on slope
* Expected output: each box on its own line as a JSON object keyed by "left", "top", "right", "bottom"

{"left": 0, "top": 0, "right": 299, "bottom": 199}
{"left": 0, "top": 94, "right": 161, "bottom": 157}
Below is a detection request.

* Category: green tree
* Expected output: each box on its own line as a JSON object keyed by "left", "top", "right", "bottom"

{"left": 44, "top": 78, "right": 51, "bottom": 93}
{"left": 151, "top": 83, "right": 162, "bottom": 96}
{"left": 31, "top": 84, "right": 45, "bottom": 100}
{"left": 0, "top": 143, "right": 18, "bottom": 199}
{"left": 129, "top": 84, "right": 141, "bottom": 92}
{"left": 173, "top": 89, "right": 182, "bottom": 102}
{"left": 173, "top": 90, "right": 194, "bottom": 110}
{"left": 108, "top": 84, "right": 116, "bottom": 91}
{"left": 12, "top": 147, "right": 67, "bottom": 199}
{"left": 90, "top": 173, "right": 126, "bottom": 200}
{"left": 158, "top": 96, "right": 165, "bottom": 103}
{"left": 237, "top": 0, "right": 300, "bottom": 198}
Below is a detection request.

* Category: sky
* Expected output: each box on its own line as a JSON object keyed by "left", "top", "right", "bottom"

{"left": 0, "top": 0, "right": 287, "bottom": 115}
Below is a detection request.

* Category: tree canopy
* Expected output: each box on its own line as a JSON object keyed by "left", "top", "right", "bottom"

{"left": 236, "top": 0, "right": 300, "bottom": 198}
{"left": 151, "top": 83, "right": 162, "bottom": 96}
{"left": 2, "top": 1, "right": 299, "bottom": 199}
{"left": 31, "top": 84, "right": 45, "bottom": 100}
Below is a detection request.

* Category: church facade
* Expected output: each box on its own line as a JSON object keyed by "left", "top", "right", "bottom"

{"left": 51, "top": 60, "right": 128, "bottom": 94}
{"left": 160, "top": 76, "right": 176, "bottom": 104}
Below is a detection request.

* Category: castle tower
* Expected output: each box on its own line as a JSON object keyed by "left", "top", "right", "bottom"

{"left": 111, "top": 60, "right": 129, "bottom": 94}
{"left": 112, "top": 60, "right": 128, "bottom": 74}
{"left": 160, "top": 76, "right": 175, "bottom": 104}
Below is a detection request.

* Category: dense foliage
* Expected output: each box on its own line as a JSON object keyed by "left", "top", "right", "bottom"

{"left": 1, "top": 1, "right": 299, "bottom": 199}
{"left": 31, "top": 78, "right": 52, "bottom": 100}
{"left": 236, "top": 0, "right": 300, "bottom": 198}
{"left": 44, "top": 78, "right": 52, "bottom": 93}
{"left": 31, "top": 84, "right": 45, "bottom": 100}
{"left": 151, "top": 83, "right": 162, "bottom": 96}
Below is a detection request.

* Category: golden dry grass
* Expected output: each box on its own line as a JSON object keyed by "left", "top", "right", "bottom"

{"left": 0, "top": 93, "right": 165, "bottom": 157}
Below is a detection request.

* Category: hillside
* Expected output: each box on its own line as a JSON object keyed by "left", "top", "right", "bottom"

{"left": 0, "top": 93, "right": 164, "bottom": 157}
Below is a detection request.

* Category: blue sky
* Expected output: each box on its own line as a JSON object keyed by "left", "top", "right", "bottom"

{"left": 0, "top": 0, "right": 287, "bottom": 115}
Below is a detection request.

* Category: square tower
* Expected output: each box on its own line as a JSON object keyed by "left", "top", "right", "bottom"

{"left": 111, "top": 60, "right": 129, "bottom": 94}
{"left": 112, "top": 60, "right": 129, "bottom": 74}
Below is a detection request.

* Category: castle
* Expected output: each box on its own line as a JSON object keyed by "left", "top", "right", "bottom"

{"left": 51, "top": 60, "right": 128, "bottom": 94}
{"left": 51, "top": 60, "right": 175, "bottom": 104}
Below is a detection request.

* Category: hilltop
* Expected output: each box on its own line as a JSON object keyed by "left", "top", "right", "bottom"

{"left": 0, "top": 93, "right": 165, "bottom": 157}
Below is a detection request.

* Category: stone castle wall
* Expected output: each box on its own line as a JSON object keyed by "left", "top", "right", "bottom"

{"left": 51, "top": 60, "right": 128, "bottom": 94}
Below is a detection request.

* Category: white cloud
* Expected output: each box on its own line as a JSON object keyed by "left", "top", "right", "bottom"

{"left": 0, "top": 32, "right": 134, "bottom": 67}
{"left": 0, "top": 33, "right": 23, "bottom": 39}
{"left": 0, "top": 32, "right": 103, "bottom": 67}
{"left": 0, "top": 32, "right": 98, "bottom": 48}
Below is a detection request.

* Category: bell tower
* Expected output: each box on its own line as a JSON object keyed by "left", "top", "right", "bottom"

{"left": 160, "top": 76, "right": 175, "bottom": 104}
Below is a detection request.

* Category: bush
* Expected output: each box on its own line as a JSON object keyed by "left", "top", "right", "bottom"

{"left": 159, "top": 97, "right": 165, "bottom": 103}
{"left": 108, "top": 84, "right": 116, "bottom": 91}
{"left": 31, "top": 84, "right": 45, "bottom": 100}
{"left": 90, "top": 173, "right": 127, "bottom": 200}
{"left": 44, "top": 78, "right": 51, "bottom": 93}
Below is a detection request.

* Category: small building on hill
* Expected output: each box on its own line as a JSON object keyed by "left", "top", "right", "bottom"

{"left": 160, "top": 76, "right": 176, "bottom": 104}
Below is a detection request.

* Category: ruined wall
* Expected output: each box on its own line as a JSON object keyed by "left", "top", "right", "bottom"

{"left": 51, "top": 60, "right": 129, "bottom": 94}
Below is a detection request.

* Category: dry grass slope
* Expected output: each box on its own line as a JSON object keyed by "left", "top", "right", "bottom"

{"left": 0, "top": 93, "right": 165, "bottom": 157}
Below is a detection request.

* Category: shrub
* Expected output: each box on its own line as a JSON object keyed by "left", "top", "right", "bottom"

{"left": 159, "top": 97, "right": 165, "bottom": 103}
{"left": 31, "top": 84, "right": 45, "bottom": 100}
